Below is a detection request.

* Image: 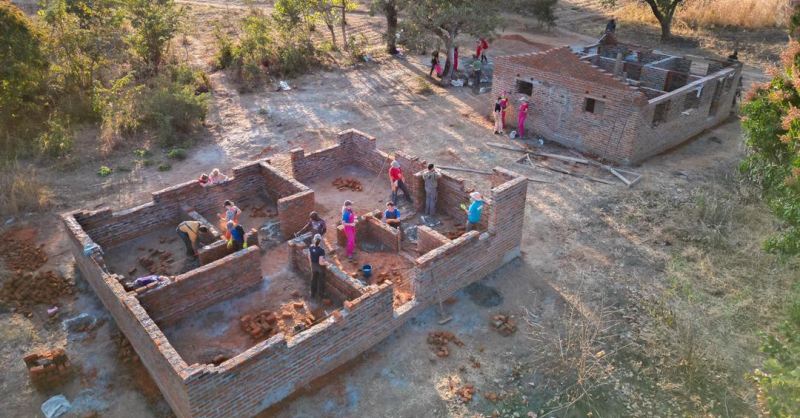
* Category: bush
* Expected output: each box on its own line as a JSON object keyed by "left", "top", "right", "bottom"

{"left": 167, "top": 148, "right": 186, "bottom": 159}
{"left": 157, "top": 163, "right": 172, "bottom": 171}
{"left": 346, "top": 33, "right": 369, "bottom": 64}
{"left": 0, "top": 163, "right": 52, "bottom": 217}
{"left": 145, "top": 77, "right": 209, "bottom": 147}
{"left": 213, "top": 26, "right": 235, "bottom": 70}
{"left": 133, "top": 149, "right": 151, "bottom": 158}
{"left": 94, "top": 72, "right": 145, "bottom": 148}
{"left": 35, "top": 112, "right": 74, "bottom": 158}
{"left": 97, "top": 166, "right": 113, "bottom": 177}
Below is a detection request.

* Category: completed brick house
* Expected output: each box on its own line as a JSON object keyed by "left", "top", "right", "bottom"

{"left": 491, "top": 37, "right": 742, "bottom": 164}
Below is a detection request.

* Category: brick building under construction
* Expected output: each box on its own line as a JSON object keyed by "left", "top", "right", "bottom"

{"left": 491, "top": 35, "right": 743, "bottom": 164}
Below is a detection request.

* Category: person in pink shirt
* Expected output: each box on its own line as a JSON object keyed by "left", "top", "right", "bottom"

{"left": 518, "top": 97, "right": 530, "bottom": 138}
{"left": 342, "top": 200, "right": 356, "bottom": 259}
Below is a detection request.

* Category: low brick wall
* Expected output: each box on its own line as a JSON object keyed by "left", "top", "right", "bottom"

{"left": 137, "top": 246, "right": 262, "bottom": 329}
{"left": 277, "top": 190, "right": 315, "bottom": 241}
{"left": 365, "top": 216, "right": 400, "bottom": 252}
{"left": 197, "top": 233, "right": 258, "bottom": 266}
{"left": 289, "top": 239, "right": 365, "bottom": 301}
{"left": 417, "top": 226, "right": 450, "bottom": 255}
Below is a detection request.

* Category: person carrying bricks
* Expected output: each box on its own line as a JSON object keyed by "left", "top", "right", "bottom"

{"left": 308, "top": 234, "right": 329, "bottom": 299}
{"left": 464, "top": 192, "right": 484, "bottom": 232}
{"left": 342, "top": 200, "right": 356, "bottom": 259}
{"left": 422, "top": 163, "right": 440, "bottom": 216}
{"left": 518, "top": 96, "right": 530, "bottom": 138}
{"left": 227, "top": 221, "right": 247, "bottom": 251}
{"left": 295, "top": 211, "right": 327, "bottom": 238}
{"left": 176, "top": 221, "right": 210, "bottom": 257}
{"left": 389, "top": 160, "right": 413, "bottom": 206}
{"left": 384, "top": 202, "right": 402, "bottom": 229}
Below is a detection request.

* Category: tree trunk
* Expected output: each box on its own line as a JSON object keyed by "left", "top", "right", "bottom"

{"left": 659, "top": 15, "right": 672, "bottom": 40}
{"left": 441, "top": 39, "right": 455, "bottom": 86}
{"left": 341, "top": 0, "right": 348, "bottom": 48}
{"left": 384, "top": 3, "right": 398, "bottom": 54}
{"left": 327, "top": 23, "right": 337, "bottom": 47}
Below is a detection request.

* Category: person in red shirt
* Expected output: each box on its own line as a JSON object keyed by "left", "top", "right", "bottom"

{"left": 475, "top": 40, "right": 483, "bottom": 64}
{"left": 479, "top": 38, "right": 489, "bottom": 63}
{"left": 389, "top": 160, "right": 413, "bottom": 206}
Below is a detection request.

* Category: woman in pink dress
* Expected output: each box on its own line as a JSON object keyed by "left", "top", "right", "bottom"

{"left": 342, "top": 200, "right": 356, "bottom": 259}
{"left": 518, "top": 97, "right": 530, "bottom": 138}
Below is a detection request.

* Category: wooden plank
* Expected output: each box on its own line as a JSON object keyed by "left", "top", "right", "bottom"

{"left": 539, "top": 161, "right": 571, "bottom": 175}
{"left": 437, "top": 165, "right": 493, "bottom": 175}
{"left": 534, "top": 152, "right": 589, "bottom": 165}
{"left": 628, "top": 175, "right": 643, "bottom": 188}
{"left": 576, "top": 174, "right": 616, "bottom": 186}
{"left": 487, "top": 142, "right": 529, "bottom": 153}
{"left": 607, "top": 167, "right": 632, "bottom": 186}
{"left": 614, "top": 168, "right": 642, "bottom": 176}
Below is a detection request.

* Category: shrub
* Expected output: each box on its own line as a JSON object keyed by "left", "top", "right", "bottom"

{"left": 167, "top": 148, "right": 186, "bottom": 159}
{"left": 157, "top": 163, "right": 171, "bottom": 171}
{"left": 0, "top": 163, "right": 52, "bottom": 217}
{"left": 213, "top": 26, "right": 235, "bottom": 70}
{"left": 94, "top": 72, "right": 145, "bottom": 148}
{"left": 133, "top": 149, "right": 151, "bottom": 158}
{"left": 346, "top": 33, "right": 369, "bottom": 64}
{"left": 145, "top": 77, "right": 209, "bottom": 147}
{"left": 415, "top": 76, "right": 434, "bottom": 95}
{"left": 35, "top": 112, "right": 74, "bottom": 158}
{"left": 97, "top": 166, "right": 113, "bottom": 177}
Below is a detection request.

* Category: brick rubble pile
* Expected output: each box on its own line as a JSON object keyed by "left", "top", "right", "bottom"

{"left": 0, "top": 238, "right": 47, "bottom": 271}
{"left": 332, "top": 178, "right": 363, "bottom": 191}
{"left": 24, "top": 348, "right": 71, "bottom": 389}
{"left": 490, "top": 315, "right": 517, "bottom": 336}
{"left": 0, "top": 270, "right": 75, "bottom": 312}
{"left": 427, "top": 331, "right": 464, "bottom": 358}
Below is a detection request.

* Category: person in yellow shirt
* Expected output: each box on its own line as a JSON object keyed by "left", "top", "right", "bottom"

{"left": 176, "top": 221, "right": 210, "bottom": 257}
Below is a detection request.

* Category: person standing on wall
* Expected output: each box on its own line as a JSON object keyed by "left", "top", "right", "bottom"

{"left": 500, "top": 91, "right": 510, "bottom": 129}
{"left": 389, "top": 160, "right": 413, "bottom": 206}
{"left": 295, "top": 211, "right": 327, "bottom": 238}
{"left": 308, "top": 234, "right": 328, "bottom": 299}
{"left": 176, "top": 221, "right": 210, "bottom": 257}
{"left": 493, "top": 97, "right": 503, "bottom": 135}
{"left": 342, "top": 200, "right": 356, "bottom": 260}
{"left": 227, "top": 221, "right": 247, "bottom": 251}
{"left": 464, "top": 192, "right": 484, "bottom": 232}
{"left": 518, "top": 97, "right": 530, "bottom": 138}
{"left": 384, "top": 202, "right": 402, "bottom": 229}
{"left": 422, "top": 163, "right": 440, "bottom": 216}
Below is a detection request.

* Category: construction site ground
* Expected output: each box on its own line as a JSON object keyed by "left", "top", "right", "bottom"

{"left": 1, "top": 1, "right": 795, "bottom": 417}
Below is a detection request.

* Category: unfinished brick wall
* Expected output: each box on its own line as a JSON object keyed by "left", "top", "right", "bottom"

{"left": 137, "top": 247, "right": 262, "bottom": 328}
{"left": 197, "top": 232, "right": 258, "bottom": 265}
{"left": 64, "top": 134, "right": 529, "bottom": 418}
{"left": 365, "top": 215, "right": 401, "bottom": 252}
{"left": 416, "top": 226, "right": 450, "bottom": 255}
{"left": 492, "top": 46, "right": 742, "bottom": 164}
{"left": 288, "top": 238, "right": 366, "bottom": 301}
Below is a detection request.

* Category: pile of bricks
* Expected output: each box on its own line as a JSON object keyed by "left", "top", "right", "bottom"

{"left": 427, "top": 331, "right": 464, "bottom": 358}
{"left": 280, "top": 300, "right": 317, "bottom": 335}
{"left": 245, "top": 205, "right": 274, "bottom": 218}
{"left": 0, "top": 270, "right": 75, "bottom": 311}
{"left": 0, "top": 238, "right": 47, "bottom": 271}
{"left": 332, "top": 178, "right": 363, "bottom": 192}
{"left": 484, "top": 391, "right": 503, "bottom": 404}
{"left": 24, "top": 348, "right": 71, "bottom": 389}
{"left": 239, "top": 310, "right": 279, "bottom": 341}
{"left": 490, "top": 315, "right": 517, "bottom": 336}
{"left": 136, "top": 248, "right": 174, "bottom": 276}
{"left": 454, "top": 384, "right": 476, "bottom": 404}
{"left": 112, "top": 332, "right": 140, "bottom": 364}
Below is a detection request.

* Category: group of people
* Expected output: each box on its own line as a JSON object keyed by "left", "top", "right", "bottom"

{"left": 429, "top": 38, "right": 490, "bottom": 89}
{"left": 493, "top": 90, "right": 530, "bottom": 137}
{"left": 176, "top": 199, "right": 246, "bottom": 258}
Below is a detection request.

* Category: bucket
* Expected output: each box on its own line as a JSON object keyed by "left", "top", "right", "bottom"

{"left": 362, "top": 264, "right": 372, "bottom": 278}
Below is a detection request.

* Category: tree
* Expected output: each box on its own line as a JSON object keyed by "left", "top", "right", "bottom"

{"left": 513, "top": 0, "right": 557, "bottom": 31}
{"left": 126, "top": 0, "right": 182, "bottom": 75}
{"left": 406, "top": 0, "right": 502, "bottom": 85}
{"left": 0, "top": 0, "right": 49, "bottom": 152}
{"left": 337, "top": 0, "right": 357, "bottom": 48}
{"left": 369, "top": 0, "right": 405, "bottom": 54}
{"left": 600, "top": 0, "right": 684, "bottom": 40}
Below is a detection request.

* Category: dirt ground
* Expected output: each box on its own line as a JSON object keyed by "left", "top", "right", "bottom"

{"left": 1, "top": 1, "right": 795, "bottom": 417}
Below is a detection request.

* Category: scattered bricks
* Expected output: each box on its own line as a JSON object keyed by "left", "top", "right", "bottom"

{"left": 292, "top": 301, "right": 305, "bottom": 309}
{"left": 0, "top": 236, "right": 47, "bottom": 271}
{"left": 454, "top": 384, "right": 476, "bottom": 403}
{"left": 332, "top": 178, "right": 363, "bottom": 192}
{"left": 322, "top": 299, "right": 332, "bottom": 306}
{"left": 0, "top": 270, "right": 75, "bottom": 311}
{"left": 112, "top": 333, "right": 140, "bottom": 365}
{"left": 24, "top": 348, "right": 71, "bottom": 390}
{"left": 426, "top": 330, "right": 464, "bottom": 357}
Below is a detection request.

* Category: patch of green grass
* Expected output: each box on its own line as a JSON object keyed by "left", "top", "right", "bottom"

{"left": 133, "top": 149, "right": 151, "bottom": 158}
{"left": 158, "top": 163, "right": 172, "bottom": 171}
{"left": 143, "top": 159, "right": 156, "bottom": 167}
{"left": 167, "top": 148, "right": 187, "bottom": 160}
{"left": 97, "top": 166, "right": 113, "bottom": 177}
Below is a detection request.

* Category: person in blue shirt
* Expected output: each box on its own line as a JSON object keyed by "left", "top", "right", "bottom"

{"left": 384, "top": 202, "right": 402, "bottom": 229}
{"left": 227, "top": 221, "right": 246, "bottom": 251}
{"left": 464, "top": 192, "right": 484, "bottom": 232}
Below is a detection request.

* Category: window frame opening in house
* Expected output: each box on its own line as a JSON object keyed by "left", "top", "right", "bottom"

{"left": 516, "top": 80, "right": 533, "bottom": 96}
{"left": 584, "top": 97, "right": 605, "bottom": 116}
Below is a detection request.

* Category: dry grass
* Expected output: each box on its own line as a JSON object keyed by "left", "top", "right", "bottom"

{"left": 0, "top": 164, "right": 52, "bottom": 218}
{"left": 614, "top": 0, "right": 787, "bottom": 29}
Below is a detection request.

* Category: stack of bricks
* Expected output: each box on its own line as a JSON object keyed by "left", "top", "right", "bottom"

{"left": 489, "top": 315, "right": 517, "bottom": 337}
{"left": 0, "top": 270, "right": 76, "bottom": 313}
{"left": 24, "top": 348, "right": 71, "bottom": 389}
{"left": 239, "top": 310, "right": 278, "bottom": 341}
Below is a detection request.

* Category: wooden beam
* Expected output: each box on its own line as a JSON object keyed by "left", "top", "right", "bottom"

{"left": 437, "top": 165, "right": 493, "bottom": 175}
{"left": 607, "top": 167, "right": 632, "bottom": 186}
{"left": 535, "top": 152, "right": 589, "bottom": 165}
{"left": 487, "top": 142, "right": 528, "bottom": 153}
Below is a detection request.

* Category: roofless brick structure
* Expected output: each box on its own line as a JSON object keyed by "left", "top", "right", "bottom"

{"left": 491, "top": 36, "right": 743, "bottom": 164}
{"left": 63, "top": 130, "right": 528, "bottom": 418}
